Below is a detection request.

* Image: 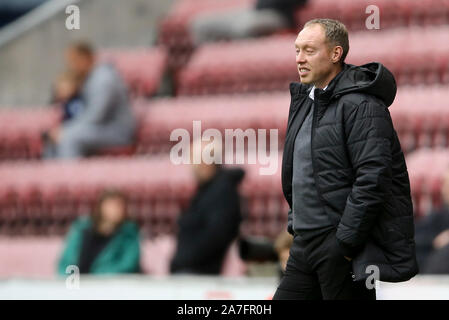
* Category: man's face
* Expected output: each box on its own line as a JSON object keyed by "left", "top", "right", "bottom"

{"left": 65, "top": 48, "right": 92, "bottom": 78}
{"left": 295, "top": 24, "right": 336, "bottom": 88}
{"left": 54, "top": 78, "right": 76, "bottom": 102}
{"left": 100, "top": 197, "right": 126, "bottom": 226}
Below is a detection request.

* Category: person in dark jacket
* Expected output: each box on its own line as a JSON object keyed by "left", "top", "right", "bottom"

{"left": 170, "top": 141, "right": 244, "bottom": 275}
{"left": 42, "top": 71, "right": 85, "bottom": 158}
{"left": 53, "top": 71, "right": 84, "bottom": 123}
{"left": 273, "top": 19, "right": 418, "bottom": 300}
{"left": 190, "top": 0, "right": 307, "bottom": 45}
{"left": 58, "top": 189, "right": 141, "bottom": 275}
{"left": 415, "top": 169, "right": 449, "bottom": 273}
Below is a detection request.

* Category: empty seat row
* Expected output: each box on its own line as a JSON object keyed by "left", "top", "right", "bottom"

{"left": 159, "top": 0, "right": 449, "bottom": 71}
{"left": 390, "top": 85, "right": 449, "bottom": 153}
{"left": 296, "top": 0, "right": 449, "bottom": 31}
{"left": 177, "top": 26, "right": 449, "bottom": 95}
{"left": 0, "top": 107, "right": 59, "bottom": 160}
{"left": 158, "top": 0, "right": 254, "bottom": 70}
{"left": 406, "top": 148, "right": 449, "bottom": 217}
{"left": 135, "top": 92, "right": 290, "bottom": 155}
{"left": 0, "top": 236, "right": 246, "bottom": 277}
{"left": 0, "top": 148, "right": 447, "bottom": 236}
{"left": 0, "top": 155, "right": 287, "bottom": 238}
{"left": 1, "top": 85, "right": 449, "bottom": 160}
{"left": 98, "top": 47, "right": 168, "bottom": 97}
{"left": 139, "top": 86, "right": 449, "bottom": 155}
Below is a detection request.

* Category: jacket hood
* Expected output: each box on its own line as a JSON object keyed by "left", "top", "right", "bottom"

{"left": 291, "top": 62, "right": 397, "bottom": 108}
{"left": 332, "top": 62, "right": 397, "bottom": 107}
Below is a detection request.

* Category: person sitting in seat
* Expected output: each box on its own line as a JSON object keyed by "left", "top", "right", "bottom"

{"left": 58, "top": 189, "right": 141, "bottom": 275}
{"left": 45, "top": 41, "right": 136, "bottom": 159}
{"left": 42, "top": 70, "right": 85, "bottom": 158}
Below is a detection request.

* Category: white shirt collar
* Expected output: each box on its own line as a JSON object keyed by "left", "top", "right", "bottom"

{"left": 309, "top": 85, "right": 328, "bottom": 101}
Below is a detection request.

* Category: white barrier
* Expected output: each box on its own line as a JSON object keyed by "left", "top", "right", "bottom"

{"left": 1, "top": 275, "right": 449, "bottom": 300}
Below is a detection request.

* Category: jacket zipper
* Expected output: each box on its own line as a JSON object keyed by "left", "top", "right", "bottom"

{"left": 310, "top": 99, "right": 333, "bottom": 218}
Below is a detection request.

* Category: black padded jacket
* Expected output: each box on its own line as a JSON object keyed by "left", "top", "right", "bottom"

{"left": 281, "top": 62, "right": 419, "bottom": 282}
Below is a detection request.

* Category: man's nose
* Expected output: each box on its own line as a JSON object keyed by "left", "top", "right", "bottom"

{"left": 296, "top": 52, "right": 306, "bottom": 65}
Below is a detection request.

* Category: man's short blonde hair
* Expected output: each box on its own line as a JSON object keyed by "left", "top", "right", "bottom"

{"left": 304, "top": 18, "right": 349, "bottom": 64}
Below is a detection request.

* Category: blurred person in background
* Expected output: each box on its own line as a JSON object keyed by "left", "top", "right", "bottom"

{"left": 190, "top": 0, "right": 307, "bottom": 45}
{"left": 45, "top": 41, "right": 136, "bottom": 159}
{"left": 238, "top": 232, "right": 293, "bottom": 278}
{"left": 42, "top": 71, "right": 84, "bottom": 157}
{"left": 273, "top": 19, "right": 417, "bottom": 300}
{"left": 58, "top": 189, "right": 141, "bottom": 275}
{"left": 170, "top": 140, "right": 244, "bottom": 275}
{"left": 415, "top": 168, "right": 449, "bottom": 274}
{"left": 54, "top": 71, "right": 85, "bottom": 123}
{"left": 274, "top": 231, "right": 293, "bottom": 277}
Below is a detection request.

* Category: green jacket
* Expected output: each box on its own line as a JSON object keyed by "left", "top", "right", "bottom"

{"left": 57, "top": 216, "right": 141, "bottom": 275}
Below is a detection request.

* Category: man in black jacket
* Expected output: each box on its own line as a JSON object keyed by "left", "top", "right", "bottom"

{"left": 170, "top": 141, "right": 244, "bottom": 275}
{"left": 273, "top": 19, "right": 418, "bottom": 300}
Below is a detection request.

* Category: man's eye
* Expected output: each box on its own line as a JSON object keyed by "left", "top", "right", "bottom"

{"left": 307, "top": 50, "right": 314, "bottom": 54}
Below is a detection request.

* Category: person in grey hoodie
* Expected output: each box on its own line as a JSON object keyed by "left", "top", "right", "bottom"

{"left": 46, "top": 42, "right": 136, "bottom": 159}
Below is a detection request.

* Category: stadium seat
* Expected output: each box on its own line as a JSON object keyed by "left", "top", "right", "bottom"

{"left": 177, "top": 26, "right": 449, "bottom": 95}
{"left": 0, "top": 155, "right": 286, "bottom": 238}
{"left": 158, "top": 0, "right": 254, "bottom": 70}
{"left": 3, "top": 148, "right": 447, "bottom": 236}
{"left": 1, "top": 85, "right": 449, "bottom": 161}
{"left": 98, "top": 47, "right": 168, "bottom": 98}
{"left": 295, "top": 0, "right": 449, "bottom": 30}
{"left": 0, "top": 236, "right": 63, "bottom": 277}
{"left": 160, "top": 0, "right": 449, "bottom": 73}
{"left": 406, "top": 148, "right": 449, "bottom": 217}
{"left": 0, "top": 107, "right": 60, "bottom": 161}
{"left": 0, "top": 235, "right": 246, "bottom": 277}
{"left": 136, "top": 92, "right": 290, "bottom": 155}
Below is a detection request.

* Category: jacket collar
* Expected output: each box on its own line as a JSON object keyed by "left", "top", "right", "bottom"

{"left": 289, "top": 63, "right": 350, "bottom": 106}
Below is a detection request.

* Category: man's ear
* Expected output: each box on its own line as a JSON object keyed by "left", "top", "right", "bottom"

{"left": 332, "top": 46, "right": 343, "bottom": 64}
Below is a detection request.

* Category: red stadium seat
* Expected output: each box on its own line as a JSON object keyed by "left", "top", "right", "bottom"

{"left": 0, "top": 106, "right": 60, "bottom": 160}
{"left": 1, "top": 145, "right": 444, "bottom": 234}
{"left": 94, "top": 145, "right": 137, "bottom": 157}
{"left": 0, "top": 235, "right": 246, "bottom": 277}
{"left": 1, "top": 85, "right": 449, "bottom": 161}
{"left": 160, "top": 0, "right": 449, "bottom": 73}
{"left": 406, "top": 148, "right": 449, "bottom": 217}
{"left": 177, "top": 26, "right": 449, "bottom": 96}
{"left": 0, "top": 236, "right": 63, "bottom": 277}
{"left": 98, "top": 47, "right": 168, "bottom": 98}
{"left": 0, "top": 154, "right": 286, "bottom": 238}
{"left": 158, "top": 0, "right": 255, "bottom": 70}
